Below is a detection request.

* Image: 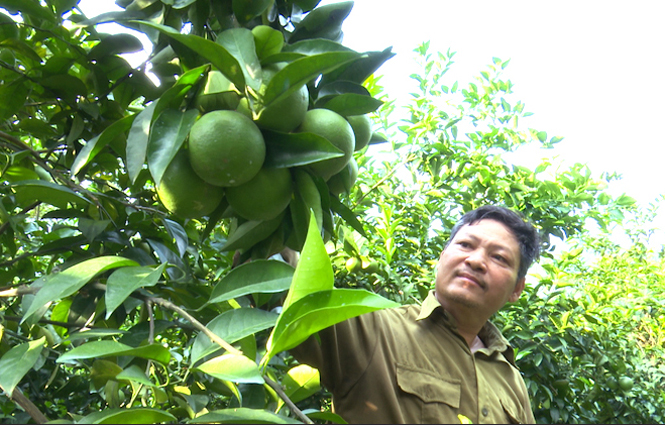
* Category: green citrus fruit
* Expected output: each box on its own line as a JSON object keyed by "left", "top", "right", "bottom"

{"left": 345, "top": 257, "right": 362, "bottom": 273}
{"left": 618, "top": 376, "right": 634, "bottom": 391}
{"left": 188, "top": 110, "right": 266, "bottom": 187}
{"left": 157, "top": 150, "right": 224, "bottom": 219}
{"left": 297, "top": 108, "right": 355, "bottom": 180}
{"left": 346, "top": 114, "right": 372, "bottom": 151}
{"left": 327, "top": 157, "right": 358, "bottom": 195}
{"left": 256, "top": 63, "right": 309, "bottom": 133}
{"left": 194, "top": 70, "right": 240, "bottom": 113}
{"left": 607, "top": 377, "right": 619, "bottom": 390}
{"left": 362, "top": 261, "right": 380, "bottom": 274}
{"left": 225, "top": 167, "right": 293, "bottom": 221}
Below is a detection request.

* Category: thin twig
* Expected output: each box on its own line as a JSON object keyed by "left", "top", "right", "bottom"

{"left": 265, "top": 376, "right": 314, "bottom": 424}
{"left": 11, "top": 387, "right": 49, "bottom": 424}
{"left": 148, "top": 296, "right": 241, "bottom": 356}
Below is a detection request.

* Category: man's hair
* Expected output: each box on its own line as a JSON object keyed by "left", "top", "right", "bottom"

{"left": 446, "top": 206, "right": 541, "bottom": 281}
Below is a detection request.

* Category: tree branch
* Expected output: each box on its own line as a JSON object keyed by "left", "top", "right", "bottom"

{"left": 11, "top": 387, "right": 49, "bottom": 424}
{"left": 265, "top": 376, "right": 314, "bottom": 424}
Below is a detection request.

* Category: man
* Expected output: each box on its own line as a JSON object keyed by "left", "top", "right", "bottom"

{"left": 291, "top": 205, "right": 540, "bottom": 424}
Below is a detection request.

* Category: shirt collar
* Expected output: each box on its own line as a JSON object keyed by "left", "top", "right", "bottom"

{"left": 416, "top": 291, "right": 517, "bottom": 366}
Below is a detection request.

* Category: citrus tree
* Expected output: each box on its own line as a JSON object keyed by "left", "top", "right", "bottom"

{"left": 0, "top": 0, "right": 397, "bottom": 423}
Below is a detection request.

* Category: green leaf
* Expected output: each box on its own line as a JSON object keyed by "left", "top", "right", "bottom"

{"left": 261, "top": 51, "right": 360, "bottom": 109}
{"left": 321, "top": 47, "right": 395, "bottom": 86}
{"left": 76, "top": 407, "right": 176, "bottom": 424}
{"left": 216, "top": 28, "right": 261, "bottom": 91}
{"left": 115, "top": 365, "right": 154, "bottom": 387}
{"left": 268, "top": 288, "right": 399, "bottom": 359}
{"left": 105, "top": 264, "right": 166, "bottom": 319}
{"left": 262, "top": 130, "right": 344, "bottom": 168}
{"left": 209, "top": 260, "right": 294, "bottom": 305}
{"left": 537, "top": 131, "right": 547, "bottom": 142}
{"left": 71, "top": 114, "right": 135, "bottom": 176}
{"left": 148, "top": 108, "right": 199, "bottom": 185}
{"left": 22, "top": 256, "right": 138, "bottom": 323}
{"left": 0, "top": 0, "right": 57, "bottom": 23}
{"left": 40, "top": 74, "right": 87, "bottom": 104}
{"left": 0, "top": 337, "right": 45, "bottom": 396}
{"left": 0, "top": 78, "right": 29, "bottom": 122}
{"left": 282, "top": 38, "right": 353, "bottom": 56}
{"left": 330, "top": 196, "right": 367, "bottom": 238}
{"left": 288, "top": 1, "right": 353, "bottom": 43}
{"left": 220, "top": 213, "right": 284, "bottom": 252}
{"left": 88, "top": 33, "right": 144, "bottom": 61}
{"left": 134, "top": 21, "right": 245, "bottom": 91}
{"left": 191, "top": 308, "right": 279, "bottom": 364}
{"left": 11, "top": 180, "right": 91, "bottom": 209}
{"left": 126, "top": 102, "right": 156, "bottom": 184}
{"left": 282, "top": 364, "right": 320, "bottom": 403}
{"left": 281, "top": 211, "right": 333, "bottom": 311}
{"left": 196, "top": 353, "right": 264, "bottom": 384}
{"left": 317, "top": 93, "right": 383, "bottom": 116}
{"left": 57, "top": 341, "right": 171, "bottom": 365}
{"left": 189, "top": 408, "right": 298, "bottom": 424}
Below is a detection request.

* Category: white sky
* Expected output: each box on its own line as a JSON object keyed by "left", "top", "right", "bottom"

{"left": 78, "top": 0, "right": 665, "bottom": 247}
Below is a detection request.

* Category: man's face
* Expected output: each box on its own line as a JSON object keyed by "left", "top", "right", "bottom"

{"left": 435, "top": 219, "right": 525, "bottom": 318}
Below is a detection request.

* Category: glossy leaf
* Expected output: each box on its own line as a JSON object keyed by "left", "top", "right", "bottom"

{"left": 88, "top": 33, "right": 144, "bottom": 61}
{"left": 134, "top": 21, "right": 245, "bottom": 91}
{"left": 105, "top": 263, "right": 166, "bottom": 319}
{"left": 0, "top": 337, "right": 45, "bottom": 396}
{"left": 282, "top": 364, "right": 320, "bottom": 403}
{"left": 11, "top": 180, "right": 91, "bottom": 210}
{"left": 288, "top": 1, "right": 353, "bottom": 43}
{"left": 190, "top": 408, "right": 298, "bottom": 424}
{"left": 57, "top": 341, "right": 171, "bottom": 365}
{"left": 196, "top": 353, "right": 264, "bottom": 384}
{"left": 71, "top": 114, "right": 135, "bottom": 176}
{"left": 216, "top": 28, "right": 261, "bottom": 91}
{"left": 126, "top": 102, "right": 156, "bottom": 184}
{"left": 322, "top": 47, "right": 395, "bottom": 85}
{"left": 261, "top": 51, "right": 360, "bottom": 109}
{"left": 76, "top": 407, "right": 176, "bottom": 424}
{"left": 22, "top": 256, "right": 138, "bottom": 323}
{"left": 209, "top": 260, "right": 294, "bottom": 305}
{"left": 191, "top": 308, "right": 278, "bottom": 364}
{"left": 269, "top": 289, "right": 399, "bottom": 358}
{"left": 148, "top": 108, "right": 199, "bottom": 186}
{"left": 220, "top": 213, "right": 284, "bottom": 252}
{"left": 115, "top": 365, "right": 154, "bottom": 387}
{"left": 317, "top": 93, "right": 383, "bottom": 116}
{"left": 282, "top": 38, "right": 353, "bottom": 56}
{"left": 281, "top": 210, "right": 333, "bottom": 311}
{"left": 262, "top": 130, "right": 344, "bottom": 168}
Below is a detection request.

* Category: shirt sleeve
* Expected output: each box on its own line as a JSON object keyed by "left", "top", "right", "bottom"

{"left": 289, "top": 312, "right": 380, "bottom": 396}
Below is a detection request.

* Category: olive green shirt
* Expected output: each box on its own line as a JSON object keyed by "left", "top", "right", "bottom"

{"left": 291, "top": 291, "right": 535, "bottom": 424}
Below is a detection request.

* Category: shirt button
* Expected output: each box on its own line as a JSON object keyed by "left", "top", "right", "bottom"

{"left": 481, "top": 407, "right": 489, "bottom": 416}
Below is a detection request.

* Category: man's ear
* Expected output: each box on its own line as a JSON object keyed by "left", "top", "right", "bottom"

{"left": 509, "top": 277, "right": 526, "bottom": 303}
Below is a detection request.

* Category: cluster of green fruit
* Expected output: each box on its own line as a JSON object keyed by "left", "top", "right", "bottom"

{"left": 155, "top": 29, "right": 376, "bottom": 256}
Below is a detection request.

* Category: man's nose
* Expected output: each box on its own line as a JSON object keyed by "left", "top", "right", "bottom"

{"left": 464, "top": 249, "right": 487, "bottom": 271}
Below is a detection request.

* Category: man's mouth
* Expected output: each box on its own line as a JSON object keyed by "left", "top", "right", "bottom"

{"left": 456, "top": 271, "right": 485, "bottom": 289}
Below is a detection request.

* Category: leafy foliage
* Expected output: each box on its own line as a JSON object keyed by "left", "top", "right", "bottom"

{"left": 0, "top": 1, "right": 662, "bottom": 424}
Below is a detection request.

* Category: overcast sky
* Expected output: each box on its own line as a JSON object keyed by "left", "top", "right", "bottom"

{"left": 79, "top": 0, "right": 665, "bottom": 246}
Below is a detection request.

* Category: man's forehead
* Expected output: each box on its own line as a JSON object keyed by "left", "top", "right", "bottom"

{"left": 455, "top": 219, "right": 519, "bottom": 247}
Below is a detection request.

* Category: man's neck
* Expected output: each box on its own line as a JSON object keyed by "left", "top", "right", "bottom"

{"left": 435, "top": 292, "right": 489, "bottom": 347}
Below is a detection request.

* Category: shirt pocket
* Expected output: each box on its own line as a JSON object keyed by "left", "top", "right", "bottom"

{"left": 500, "top": 397, "right": 527, "bottom": 424}
{"left": 396, "top": 363, "right": 461, "bottom": 423}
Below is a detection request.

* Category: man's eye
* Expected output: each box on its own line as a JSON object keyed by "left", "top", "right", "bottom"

{"left": 493, "top": 255, "right": 507, "bottom": 263}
